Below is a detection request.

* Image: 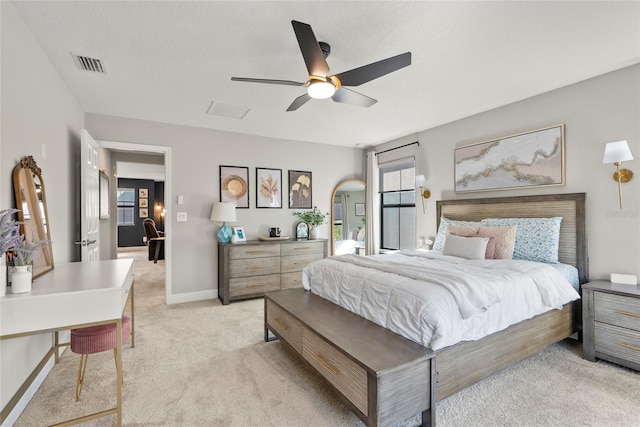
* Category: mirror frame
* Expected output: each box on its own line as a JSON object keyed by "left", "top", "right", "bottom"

{"left": 331, "top": 179, "right": 366, "bottom": 255}
{"left": 13, "top": 155, "right": 54, "bottom": 279}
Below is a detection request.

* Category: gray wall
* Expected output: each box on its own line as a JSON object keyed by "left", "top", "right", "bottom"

{"left": 85, "top": 114, "right": 365, "bottom": 302}
{"left": 1, "top": 1, "right": 84, "bottom": 419}
{"left": 377, "top": 64, "right": 640, "bottom": 281}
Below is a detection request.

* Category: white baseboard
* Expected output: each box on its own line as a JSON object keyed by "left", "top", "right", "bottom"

{"left": 166, "top": 289, "right": 217, "bottom": 305}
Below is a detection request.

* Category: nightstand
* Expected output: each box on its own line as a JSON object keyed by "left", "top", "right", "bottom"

{"left": 582, "top": 280, "right": 640, "bottom": 371}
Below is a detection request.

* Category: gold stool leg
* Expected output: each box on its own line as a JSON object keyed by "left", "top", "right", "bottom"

{"left": 75, "top": 354, "right": 89, "bottom": 402}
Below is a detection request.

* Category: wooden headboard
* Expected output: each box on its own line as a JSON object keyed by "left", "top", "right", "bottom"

{"left": 436, "top": 193, "right": 588, "bottom": 283}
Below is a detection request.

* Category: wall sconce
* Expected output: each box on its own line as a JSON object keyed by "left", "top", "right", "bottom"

{"left": 415, "top": 175, "right": 431, "bottom": 213}
{"left": 210, "top": 202, "right": 236, "bottom": 243}
{"left": 603, "top": 140, "right": 634, "bottom": 209}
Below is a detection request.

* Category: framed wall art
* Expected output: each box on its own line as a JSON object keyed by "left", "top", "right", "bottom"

{"left": 139, "top": 198, "right": 148, "bottom": 208}
{"left": 139, "top": 208, "right": 148, "bottom": 218}
{"left": 454, "top": 124, "right": 565, "bottom": 193}
{"left": 256, "top": 168, "right": 282, "bottom": 208}
{"left": 220, "top": 165, "right": 249, "bottom": 208}
{"left": 288, "top": 170, "right": 312, "bottom": 209}
{"left": 139, "top": 188, "right": 148, "bottom": 198}
{"left": 355, "top": 203, "right": 365, "bottom": 216}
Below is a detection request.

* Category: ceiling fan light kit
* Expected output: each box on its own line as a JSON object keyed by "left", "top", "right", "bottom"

{"left": 231, "top": 20, "right": 411, "bottom": 111}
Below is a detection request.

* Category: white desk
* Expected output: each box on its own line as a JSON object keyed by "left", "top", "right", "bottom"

{"left": 0, "top": 259, "right": 134, "bottom": 426}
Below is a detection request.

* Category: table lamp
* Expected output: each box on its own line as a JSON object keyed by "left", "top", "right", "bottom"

{"left": 210, "top": 202, "right": 236, "bottom": 243}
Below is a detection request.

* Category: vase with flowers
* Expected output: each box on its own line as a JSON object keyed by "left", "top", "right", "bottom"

{"left": 293, "top": 206, "right": 328, "bottom": 240}
{"left": 0, "top": 209, "right": 21, "bottom": 297}
{"left": 10, "top": 234, "right": 50, "bottom": 294}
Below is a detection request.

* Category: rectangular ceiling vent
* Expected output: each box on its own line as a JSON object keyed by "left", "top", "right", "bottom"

{"left": 72, "top": 53, "right": 107, "bottom": 74}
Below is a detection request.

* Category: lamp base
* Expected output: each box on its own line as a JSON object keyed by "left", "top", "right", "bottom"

{"left": 217, "top": 223, "right": 232, "bottom": 243}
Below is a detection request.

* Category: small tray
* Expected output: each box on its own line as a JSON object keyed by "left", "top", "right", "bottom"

{"left": 258, "top": 236, "right": 290, "bottom": 241}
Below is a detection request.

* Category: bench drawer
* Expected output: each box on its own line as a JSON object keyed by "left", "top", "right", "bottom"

{"left": 229, "top": 274, "right": 280, "bottom": 298}
{"left": 266, "top": 300, "right": 302, "bottom": 353}
{"left": 302, "top": 327, "right": 368, "bottom": 416}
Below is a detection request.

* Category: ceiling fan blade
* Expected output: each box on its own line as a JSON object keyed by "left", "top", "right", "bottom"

{"left": 334, "top": 52, "right": 411, "bottom": 87}
{"left": 286, "top": 93, "right": 312, "bottom": 111}
{"left": 332, "top": 87, "right": 377, "bottom": 108}
{"left": 291, "top": 20, "right": 330, "bottom": 77}
{"left": 231, "top": 77, "right": 304, "bottom": 87}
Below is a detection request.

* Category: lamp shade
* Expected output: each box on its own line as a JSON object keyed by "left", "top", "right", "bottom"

{"left": 210, "top": 202, "right": 236, "bottom": 223}
{"left": 415, "top": 175, "right": 426, "bottom": 188}
{"left": 603, "top": 140, "right": 634, "bottom": 164}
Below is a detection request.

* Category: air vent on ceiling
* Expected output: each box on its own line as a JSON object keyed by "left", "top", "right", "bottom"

{"left": 206, "top": 101, "right": 250, "bottom": 120}
{"left": 72, "top": 53, "right": 107, "bottom": 74}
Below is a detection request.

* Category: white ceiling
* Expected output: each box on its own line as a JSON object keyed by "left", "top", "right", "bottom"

{"left": 11, "top": 1, "right": 640, "bottom": 148}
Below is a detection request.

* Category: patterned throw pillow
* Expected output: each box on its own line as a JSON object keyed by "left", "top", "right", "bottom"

{"left": 433, "top": 217, "right": 482, "bottom": 251}
{"left": 480, "top": 217, "right": 563, "bottom": 263}
{"left": 477, "top": 225, "right": 517, "bottom": 259}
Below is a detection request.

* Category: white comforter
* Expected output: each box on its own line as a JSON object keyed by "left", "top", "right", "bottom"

{"left": 302, "top": 251, "right": 580, "bottom": 350}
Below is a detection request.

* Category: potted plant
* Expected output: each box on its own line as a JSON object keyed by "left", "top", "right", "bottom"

{"left": 10, "top": 234, "right": 50, "bottom": 294}
{"left": 0, "top": 209, "right": 21, "bottom": 297}
{"left": 293, "top": 206, "right": 328, "bottom": 239}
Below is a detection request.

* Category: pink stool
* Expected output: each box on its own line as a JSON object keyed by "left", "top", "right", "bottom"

{"left": 70, "top": 316, "right": 131, "bottom": 401}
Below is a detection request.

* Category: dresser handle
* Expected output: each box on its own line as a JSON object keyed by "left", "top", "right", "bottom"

{"left": 314, "top": 353, "right": 339, "bottom": 375}
{"left": 246, "top": 250, "right": 266, "bottom": 254}
{"left": 619, "top": 310, "right": 640, "bottom": 319}
{"left": 274, "top": 318, "right": 288, "bottom": 331}
{"left": 295, "top": 247, "right": 312, "bottom": 250}
{"left": 620, "top": 343, "right": 640, "bottom": 352}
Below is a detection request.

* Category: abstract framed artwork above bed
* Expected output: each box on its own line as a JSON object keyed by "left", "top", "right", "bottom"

{"left": 454, "top": 124, "right": 565, "bottom": 193}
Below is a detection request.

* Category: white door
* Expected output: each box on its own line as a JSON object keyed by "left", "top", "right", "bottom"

{"left": 79, "top": 129, "right": 100, "bottom": 261}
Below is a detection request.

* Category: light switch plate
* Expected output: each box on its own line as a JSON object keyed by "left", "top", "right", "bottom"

{"left": 177, "top": 212, "right": 187, "bottom": 222}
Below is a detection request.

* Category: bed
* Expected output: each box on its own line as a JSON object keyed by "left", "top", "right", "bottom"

{"left": 304, "top": 192, "right": 587, "bottom": 402}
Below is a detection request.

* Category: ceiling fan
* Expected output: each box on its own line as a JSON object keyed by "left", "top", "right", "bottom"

{"left": 231, "top": 20, "right": 412, "bottom": 111}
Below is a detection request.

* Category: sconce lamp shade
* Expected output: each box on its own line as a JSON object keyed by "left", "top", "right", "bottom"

{"left": 603, "top": 140, "right": 633, "bottom": 164}
{"left": 210, "top": 202, "right": 236, "bottom": 243}
{"left": 415, "top": 175, "right": 426, "bottom": 188}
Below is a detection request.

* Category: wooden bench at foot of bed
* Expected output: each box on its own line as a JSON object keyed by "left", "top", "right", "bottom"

{"left": 264, "top": 288, "right": 436, "bottom": 427}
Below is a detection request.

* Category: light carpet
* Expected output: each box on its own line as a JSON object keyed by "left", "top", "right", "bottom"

{"left": 14, "top": 248, "right": 640, "bottom": 426}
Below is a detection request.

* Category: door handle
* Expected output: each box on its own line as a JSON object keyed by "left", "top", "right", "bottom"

{"left": 87, "top": 239, "right": 97, "bottom": 245}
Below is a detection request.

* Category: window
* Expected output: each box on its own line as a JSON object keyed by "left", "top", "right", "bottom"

{"left": 379, "top": 160, "right": 416, "bottom": 250}
{"left": 117, "top": 188, "right": 135, "bottom": 226}
{"left": 333, "top": 195, "right": 343, "bottom": 241}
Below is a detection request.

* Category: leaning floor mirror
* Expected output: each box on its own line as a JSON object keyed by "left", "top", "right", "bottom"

{"left": 13, "top": 155, "right": 54, "bottom": 279}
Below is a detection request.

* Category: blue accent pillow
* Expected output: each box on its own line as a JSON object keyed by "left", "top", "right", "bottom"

{"left": 480, "top": 217, "right": 563, "bottom": 263}
{"left": 433, "top": 217, "right": 482, "bottom": 252}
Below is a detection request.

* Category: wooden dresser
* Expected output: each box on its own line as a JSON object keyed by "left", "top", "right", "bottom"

{"left": 218, "top": 239, "right": 327, "bottom": 305}
{"left": 583, "top": 280, "right": 640, "bottom": 371}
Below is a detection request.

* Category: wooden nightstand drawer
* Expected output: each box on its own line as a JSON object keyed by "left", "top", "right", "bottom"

{"left": 595, "top": 322, "right": 640, "bottom": 366}
{"left": 229, "top": 274, "right": 280, "bottom": 298}
{"left": 595, "top": 292, "right": 640, "bottom": 332}
{"left": 266, "top": 299, "right": 302, "bottom": 353}
{"left": 229, "top": 244, "right": 280, "bottom": 259}
{"left": 281, "top": 241, "right": 324, "bottom": 256}
{"left": 302, "top": 326, "right": 368, "bottom": 416}
{"left": 229, "top": 257, "right": 280, "bottom": 278}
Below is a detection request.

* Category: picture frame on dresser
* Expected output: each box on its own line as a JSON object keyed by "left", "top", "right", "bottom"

{"left": 233, "top": 226, "right": 246, "bottom": 242}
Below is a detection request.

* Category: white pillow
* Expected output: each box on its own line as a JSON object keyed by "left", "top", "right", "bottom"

{"left": 442, "top": 234, "right": 489, "bottom": 260}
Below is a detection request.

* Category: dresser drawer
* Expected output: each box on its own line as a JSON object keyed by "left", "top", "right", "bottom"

{"left": 281, "top": 253, "right": 324, "bottom": 274}
{"left": 229, "top": 257, "right": 280, "bottom": 278}
{"left": 281, "top": 241, "right": 324, "bottom": 256}
{"left": 229, "top": 244, "right": 281, "bottom": 259}
{"left": 595, "top": 322, "right": 640, "bottom": 366}
{"left": 595, "top": 292, "right": 640, "bottom": 332}
{"left": 266, "top": 299, "right": 302, "bottom": 353}
{"left": 229, "top": 274, "right": 280, "bottom": 298}
{"left": 280, "top": 272, "right": 303, "bottom": 290}
{"left": 301, "top": 327, "right": 368, "bottom": 416}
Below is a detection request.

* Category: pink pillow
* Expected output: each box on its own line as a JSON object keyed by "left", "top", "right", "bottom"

{"left": 478, "top": 225, "right": 517, "bottom": 259}
{"left": 448, "top": 225, "right": 495, "bottom": 259}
